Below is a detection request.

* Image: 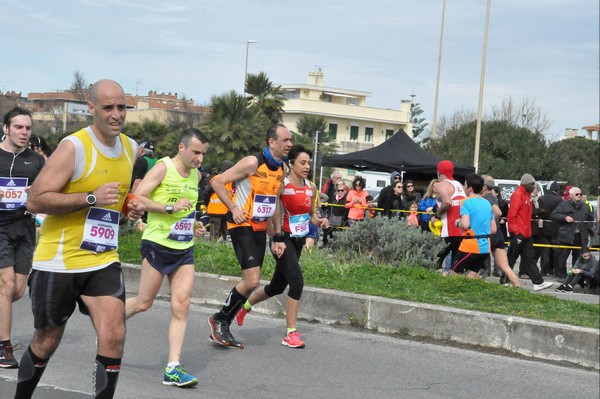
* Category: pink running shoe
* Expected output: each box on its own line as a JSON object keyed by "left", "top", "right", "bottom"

{"left": 281, "top": 331, "right": 305, "bottom": 349}
{"left": 236, "top": 307, "right": 250, "bottom": 326}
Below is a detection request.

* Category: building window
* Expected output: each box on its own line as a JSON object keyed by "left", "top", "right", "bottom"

{"left": 328, "top": 123, "right": 337, "bottom": 140}
{"left": 385, "top": 129, "right": 394, "bottom": 140}
{"left": 284, "top": 90, "right": 300, "bottom": 99}
{"left": 350, "top": 125, "right": 359, "bottom": 141}
{"left": 365, "top": 127, "right": 373, "bottom": 143}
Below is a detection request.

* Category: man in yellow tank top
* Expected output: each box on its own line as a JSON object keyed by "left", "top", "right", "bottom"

{"left": 15, "top": 79, "right": 144, "bottom": 399}
{"left": 208, "top": 124, "right": 292, "bottom": 349}
{"left": 125, "top": 128, "right": 208, "bottom": 388}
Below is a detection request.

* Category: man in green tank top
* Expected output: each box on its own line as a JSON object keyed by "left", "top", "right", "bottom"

{"left": 125, "top": 128, "right": 208, "bottom": 388}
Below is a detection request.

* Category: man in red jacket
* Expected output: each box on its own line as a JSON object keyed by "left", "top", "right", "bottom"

{"left": 506, "top": 174, "right": 553, "bottom": 291}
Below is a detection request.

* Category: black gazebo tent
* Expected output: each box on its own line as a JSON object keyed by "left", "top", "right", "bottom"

{"left": 322, "top": 129, "right": 474, "bottom": 181}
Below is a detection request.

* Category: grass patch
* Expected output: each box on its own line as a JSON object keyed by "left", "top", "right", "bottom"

{"left": 119, "top": 231, "right": 600, "bottom": 329}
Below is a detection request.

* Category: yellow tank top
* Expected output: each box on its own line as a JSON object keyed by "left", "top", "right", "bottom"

{"left": 33, "top": 128, "right": 135, "bottom": 272}
{"left": 142, "top": 157, "right": 199, "bottom": 250}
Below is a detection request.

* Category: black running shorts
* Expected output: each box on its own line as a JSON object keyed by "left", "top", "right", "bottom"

{"left": 28, "top": 263, "right": 125, "bottom": 329}
{"left": 490, "top": 229, "right": 506, "bottom": 250}
{"left": 0, "top": 217, "right": 36, "bottom": 275}
{"left": 451, "top": 251, "right": 489, "bottom": 274}
{"left": 229, "top": 226, "right": 267, "bottom": 270}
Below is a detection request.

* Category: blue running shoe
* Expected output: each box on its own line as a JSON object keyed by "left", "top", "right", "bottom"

{"left": 163, "top": 365, "right": 198, "bottom": 388}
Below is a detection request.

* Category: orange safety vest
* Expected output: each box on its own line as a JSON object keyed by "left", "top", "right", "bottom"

{"left": 207, "top": 175, "right": 233, "bottom": 216}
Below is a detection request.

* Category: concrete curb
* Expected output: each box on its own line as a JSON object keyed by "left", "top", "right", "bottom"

{"left": 122, "top": 264, "right": 599, "bottom": 369}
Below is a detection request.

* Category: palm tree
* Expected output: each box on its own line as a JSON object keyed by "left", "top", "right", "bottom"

{"left": 245, "top": 72, "right": 286, "bottom": 124}
{"left": 122, "top": 119, "right": 177, "bottom": 158}
{"left": 292, "top": 114, "right": 339, "bottom": 183}
{"left": 295, "top": 114, "right": 338, "bottom": 155}
{"left": 201, "top": 90, "right": 271, "bottom": 164}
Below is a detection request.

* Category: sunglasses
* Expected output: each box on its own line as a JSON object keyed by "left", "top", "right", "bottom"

{"left": 573, "top": 193, "right": 582, "bottom": 196}
{"left": 394, "top": 176, "right": 401, "bottom": 179}
{"left": 406, "top": 184, "right": 414, "bottom": 188}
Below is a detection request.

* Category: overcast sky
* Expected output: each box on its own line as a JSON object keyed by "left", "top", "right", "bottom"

{"left": 1, "top": 0, "right": 598, "bottom": 140}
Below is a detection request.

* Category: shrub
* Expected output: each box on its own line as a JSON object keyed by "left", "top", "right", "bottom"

{"left": 330, "top": 216, "right": 445, "bottom": 269}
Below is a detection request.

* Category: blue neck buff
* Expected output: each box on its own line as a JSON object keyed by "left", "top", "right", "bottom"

{"left": 263, "top": 146, "right": 286, "bottom": 169}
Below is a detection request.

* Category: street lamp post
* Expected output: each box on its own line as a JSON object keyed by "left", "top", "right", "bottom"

{"left": 473, "top": 0, "right": 491, "bottom": 173}
{"left": 244, "top": 40, "right": 258, "bottom": 94}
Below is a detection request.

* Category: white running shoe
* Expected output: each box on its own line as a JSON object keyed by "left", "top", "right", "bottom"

{"left": 533, "top": 281, "right": 554, "bottom": 291}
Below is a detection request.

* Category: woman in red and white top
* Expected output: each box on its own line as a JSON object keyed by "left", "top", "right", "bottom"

{"left": 235, "top": 144, "right": 328, "bottom": 349}
{"left": 345, "top": 176, "right": 369, "bottom": 226}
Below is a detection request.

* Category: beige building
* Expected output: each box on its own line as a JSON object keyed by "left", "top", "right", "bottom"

{"left": 2, "top": 89, "right": 206, "bottom": 135}
{"left": 279, "top": 69, "right": 413, "bottom": 154}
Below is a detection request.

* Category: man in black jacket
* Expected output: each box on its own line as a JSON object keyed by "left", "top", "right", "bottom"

{"left": 376, "top": 171, "right": 401, "bottom": 215}
{"left": 0, "top": 107, "right": 46, "bottom": 368}
{"left": 551, "top": 186, "right": 594, "bottom": 278}
{"left": 538, "top": 181, "right": 563, "bottom": 276}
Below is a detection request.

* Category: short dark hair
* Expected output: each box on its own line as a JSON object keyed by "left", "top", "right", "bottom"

{"left": 366, "top": 195, "right": 373, "bottom": 201}
{"left": 465, "top": 173, "right": 484, "bottom": 194}
{"left": 3, "top": 106, "right": 32, "bottom": 127}
{"left": 266, "top": 124, "right": 286, "bottom": 146}
{"left": 180, "top": 128, "right": 208, "bottom": 146}
{"left": 287, "top": 144, "right": 312, "bottom": 165}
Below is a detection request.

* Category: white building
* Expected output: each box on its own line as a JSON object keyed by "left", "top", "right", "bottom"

{"left": 279, "top": 69, "right": 412, "bottom": 188}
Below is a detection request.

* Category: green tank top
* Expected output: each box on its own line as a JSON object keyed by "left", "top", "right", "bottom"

{"left": 142, "top": 157, "right": 199, "bottom": 250}
{"left": 144, "top": 155, "right": 158, "bottom": 170}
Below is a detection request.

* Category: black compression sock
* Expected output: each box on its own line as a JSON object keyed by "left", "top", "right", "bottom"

{"left": 93, "top": 354, "right": 121, "bottom": 399}
{"left": 217, "top": 287, "right": 247, "bottom": 322}
{"left": 14, "top": 346, "right": 49, "bottom": 399}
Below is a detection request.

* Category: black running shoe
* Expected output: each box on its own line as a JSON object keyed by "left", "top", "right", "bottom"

{"left": 563, "top": 285, "right": 573, "bottom": 292}
{"left": 207, "top": 315, "right": 244, "bottom": 349}
{"left": 0, "top": 345, "right": 19, "bottom": 369}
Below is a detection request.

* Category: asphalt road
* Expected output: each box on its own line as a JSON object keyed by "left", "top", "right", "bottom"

{"left": 1, "top": 297, "right": 598, "bottom": 399}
